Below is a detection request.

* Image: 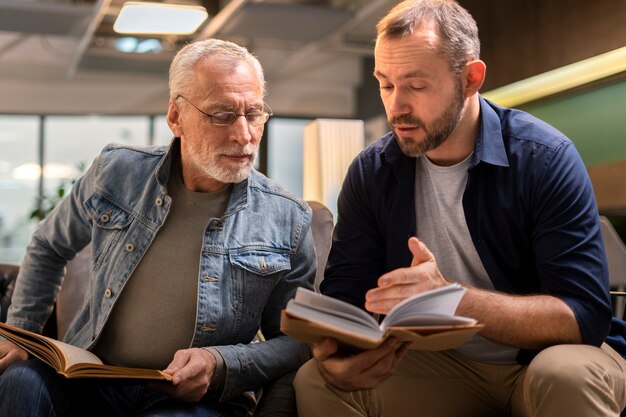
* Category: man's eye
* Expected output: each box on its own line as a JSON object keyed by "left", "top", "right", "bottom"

{"left": 245, "top": 112, "right": 263, "bottom": 122}
{"left": 212, "top": 112, "right": 235, "bottom": 123}
{"left": 380, "top": 85, "right": 393, "bottom": 91}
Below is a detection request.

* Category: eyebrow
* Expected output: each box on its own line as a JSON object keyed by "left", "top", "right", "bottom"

{"left": 209, "top": 102, "right": 264, "bottom": 112}
{"left": 373, "top": 69, "right": 431, "bottom": 80}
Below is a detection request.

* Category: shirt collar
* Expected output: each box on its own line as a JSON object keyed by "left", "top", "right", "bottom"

{"left": 471, "top": 95, "right": 509, "bottom": 169}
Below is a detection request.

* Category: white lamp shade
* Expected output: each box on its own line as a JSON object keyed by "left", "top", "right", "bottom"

{"left": 303, "top": 119, "right": 364, "bottom": 219}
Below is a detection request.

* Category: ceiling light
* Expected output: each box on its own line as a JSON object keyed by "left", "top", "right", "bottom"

{"left": 482, "top": 46, "right": 626, "bottom": 107}
{"left": 115, "top": 37, "right": 162, "bottom": 54}
{"left": 113, "top": 2, "right": 209, "bottom": 35}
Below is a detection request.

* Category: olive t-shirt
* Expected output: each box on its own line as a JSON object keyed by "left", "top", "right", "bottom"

{"left": 93, "top": 158, "right": 231, "bottom": 369}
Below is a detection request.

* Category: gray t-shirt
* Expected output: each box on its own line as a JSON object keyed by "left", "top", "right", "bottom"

{"left": 93, "top": 158, "right": 231, "bottom": 368}
{"left": 415, "top": 154, "right": 518, "bottom": 364}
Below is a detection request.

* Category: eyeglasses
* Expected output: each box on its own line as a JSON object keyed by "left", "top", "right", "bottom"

{"left": 176, "top": 95, "right": 272, "bottom": 126}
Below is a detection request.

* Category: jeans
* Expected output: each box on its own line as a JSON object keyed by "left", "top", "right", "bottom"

{"left": 0, "top": 360, "right": 246, "bottom": 417}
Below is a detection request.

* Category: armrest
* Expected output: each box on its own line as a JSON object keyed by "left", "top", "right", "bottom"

{"left": 0, "top": 264, "right": 19, "bottom": 323}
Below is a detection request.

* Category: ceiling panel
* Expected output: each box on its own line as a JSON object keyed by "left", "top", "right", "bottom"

{"left": 216, "top": 3, "right": 353, "bottom": 43}
{"left": 0, "top": 0, "right": 92, "bottom": 37}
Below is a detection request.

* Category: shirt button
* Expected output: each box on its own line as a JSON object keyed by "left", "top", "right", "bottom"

{"left": 104, "top": 288, "right": 112, "bottom": 297}
{"left": 125, "top": 243, "right": 135, "bottom": 252}
{"left": 155, "top": 197, "right": 163, "bottom": 207}
{"left": 99, "top": 213, "right": 110, "bottom": 223}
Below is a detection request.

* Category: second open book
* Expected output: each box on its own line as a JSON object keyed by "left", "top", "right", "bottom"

{"left": 280, "top": 283, "right": 483, "bottom": 350}
{"left": 0, "top": 322, "right": 171, "bottom": 380}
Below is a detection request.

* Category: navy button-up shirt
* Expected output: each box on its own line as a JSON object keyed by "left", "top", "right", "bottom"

{"left": 322, "top": 96, "right": 626, "bottom": 360}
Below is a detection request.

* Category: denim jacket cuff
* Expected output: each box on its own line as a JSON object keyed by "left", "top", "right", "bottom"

{"left": 203, "top": 346, "right": 227, "bottom": 392}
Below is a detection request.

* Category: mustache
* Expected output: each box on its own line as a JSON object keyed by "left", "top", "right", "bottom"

{"left": 388, "top": 115, "right": 425, "bottom": 128}
{"left": 221, "top": 144, "right": 256, "bottom": 156}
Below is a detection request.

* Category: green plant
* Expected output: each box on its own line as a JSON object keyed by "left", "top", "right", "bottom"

{"left": 29, "top": 162, "right": 86, "bottom": 221}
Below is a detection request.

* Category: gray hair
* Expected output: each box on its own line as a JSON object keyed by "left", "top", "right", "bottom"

{"left": 168, "top": 38, "right": 266, "bottom": 100}
{"left": 376, "top": 0, "right": 480, "bottom": 75}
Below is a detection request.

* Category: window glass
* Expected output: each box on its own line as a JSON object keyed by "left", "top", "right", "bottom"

{"left": 42, "top": 116, "right": 150, "bottom": 218}
{"left": 0, "top": 116, "right": 40, "bottom": 263}
{"left": 266, "top": 118, "right": 312, "bottom": 197}
{"left": 152, "top": 115, "right": 173, "bottom": 146}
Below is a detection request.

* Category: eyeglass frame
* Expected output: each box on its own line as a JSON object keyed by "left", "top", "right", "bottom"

{"left": 176, "top": 95, "right": 273, "bottom": 126}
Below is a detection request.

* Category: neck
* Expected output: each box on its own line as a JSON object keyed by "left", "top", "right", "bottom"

{"left": 425, "top": 96, "right": 481, "bottom": 166}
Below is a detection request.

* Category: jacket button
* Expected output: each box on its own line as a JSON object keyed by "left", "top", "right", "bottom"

{"left": 208, "top": 221, "right": 223, "bottom": 231}
{"left": 99, "top": 213, "right": 110, "bottom": 223}
{"left": 201, "top": 326, "right": 216, "bottom": 333}
{"left": 155, "top": 197, "right": 163, "bottom": 207}
{"left": 203, "top": 275, "right": 219, "bottom": 282}
{"left": 125, "top": 243, "right": 135, "bottom": 252}
{"left": 104, "top": 288, "right": 112, "bottom": 297}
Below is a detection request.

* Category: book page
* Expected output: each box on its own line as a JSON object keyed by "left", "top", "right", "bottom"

{"left": 48, "top": 338, "right": 104, "bottom": 368}
{"left": 387, "top": 314, "right": 476, "bottom": 327}
{"left": 293, "top": 288, "right": 379, "bottom": 329}
{"left": 381, "top": 284, "right": 469, "bottom": 331}
{"left": 0, "top": 322, "right": 102, "bottom": 370}
{"left": 285, "top": 299, "right": 383, "bottom": 342}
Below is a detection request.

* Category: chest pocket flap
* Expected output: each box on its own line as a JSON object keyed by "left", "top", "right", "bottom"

{"left": 230, "top": 250, "right": 291, "bottom": 276}
{"left": 84, "top": 193, "right": 133, "bottom": 230}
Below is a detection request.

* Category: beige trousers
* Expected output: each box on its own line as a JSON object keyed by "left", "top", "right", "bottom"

{"left": 294, "top": 343, "right": 626, "bottom": 417}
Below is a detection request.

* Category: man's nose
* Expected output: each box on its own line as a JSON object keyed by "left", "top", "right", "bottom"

{"left": 228, "top": 116, "right": 253, "bottom": 145}
{"left": 387, "top": 89, "right": 412, "bottom": 117}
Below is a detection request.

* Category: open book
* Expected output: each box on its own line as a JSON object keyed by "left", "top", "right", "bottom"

{"left": 280, "top": 283, "right": 483, "bottom": 350}
{"left": 0, "top": 322, "right": 171, "bottom": 380}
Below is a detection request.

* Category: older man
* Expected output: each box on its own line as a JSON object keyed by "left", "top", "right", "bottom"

{"left": 0, "top": 39, "right": 314, "bottom": 417}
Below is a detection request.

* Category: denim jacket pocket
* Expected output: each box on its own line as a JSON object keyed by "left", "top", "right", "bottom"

{"left": 84, "top": 193, "right": 133, "bottom": 230}
{"left": 229, "top": 249, "right": 291, "bottom": 322}
{"left": 84, "top": 193, "right": 134, "bottom": 269}
{"left": 230, "top": 249, "right": 291, "bottom": 276}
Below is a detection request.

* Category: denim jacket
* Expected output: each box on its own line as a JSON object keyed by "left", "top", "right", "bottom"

{"left": 8, "top": 139, "right": 315, "bottom": 400}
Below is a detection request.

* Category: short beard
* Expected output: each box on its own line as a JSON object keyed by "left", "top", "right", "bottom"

{"left": 390, "top": 79, "right": 466, "bottom": 158}
{"left": 204, "top": 145, "right": 258, "bottom": 184}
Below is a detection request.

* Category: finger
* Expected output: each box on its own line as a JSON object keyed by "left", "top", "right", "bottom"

{"left": 408, "top": 237, "right": 434, "bottom": 267}
{"left": 311, "top": 338, "right": 338, "bottom": 361}
{"left": 350, "top": 337, "right": 400, "bottom": 370}
{"left": 395, "top": 342, "right": 412, "bottom": 362}
{"left": 376, "top": 267, "right": 414, "bottom": 288}
{"left": 318, "top": 338, "right": 403, "bottom": 391}
{"left": 370, "top": 341, "right": 411, "bottom": 379}
{"left": 365, "top": 295, "right": 409, "bottom": 314}
{"left": 163, "top": 350, "right": 192, "bottom": 382}
{"left": 0, "top": 345, "right": 28, "bottom": 374}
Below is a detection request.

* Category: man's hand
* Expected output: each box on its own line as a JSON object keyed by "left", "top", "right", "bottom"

{"left": 0, "top": 341, "right": 28, "bottom": 374}
{"left": 312, "top": 337, "right": 410, "bottom": 391}
{"left": 365, "top": 237, "right": 449, "bottom": 314}
{"left": 149, "top": 348, "right": 217, "bottom": 402}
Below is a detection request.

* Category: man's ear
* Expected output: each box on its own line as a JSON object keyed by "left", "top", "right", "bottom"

{"left": 463, "top": 59, "right": 486, "bottom": 97}
{"left": 167, "top": 99, "right": 184, "bottom": 137}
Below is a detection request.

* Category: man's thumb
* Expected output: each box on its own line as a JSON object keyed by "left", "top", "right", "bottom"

{"left": 408, "top": 237, "right": 433, "bottom": 266}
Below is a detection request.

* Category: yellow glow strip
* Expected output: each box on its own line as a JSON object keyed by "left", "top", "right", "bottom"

{"left": 482, "top": 46, "right": 626, "bottom": 107}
